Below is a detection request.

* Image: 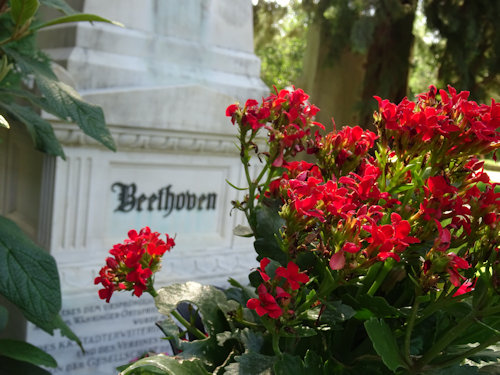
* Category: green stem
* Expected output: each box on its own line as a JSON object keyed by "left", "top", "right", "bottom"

{"left": 367, "top": 258, "right": 395, "bottom": 296}
{"left": 272, "top": 333, "right": 281, "bottom": 356}
{"left": 170, "top": 309, "right": 207, "bottom": 340}
{"left": 415, "top": 312, "right": 475, "bottom": 370}
{"left": 404, "top": 293, "right": 421, "bottom": 364}
{"left": 431, "top": 333, "right": 500, "bottom": 369}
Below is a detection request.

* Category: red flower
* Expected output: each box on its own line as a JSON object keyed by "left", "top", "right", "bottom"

{"left": 453, "top": 279, "right": 476, "bottom": 297}
{"left": 275, "top": 261, "right": 309, "bottom": 290}
{"left": 95, "top": 227, "right": 174, "bottom": 302}
{"left": 257, "top": 257, "right": 271, "bottom": 282}
{"left": 247, "top": 284, "right": 283, "bottom": 319}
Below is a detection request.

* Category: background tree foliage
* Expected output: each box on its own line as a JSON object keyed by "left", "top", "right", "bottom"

{"left": 253, "top": 0, "right": 500, "bottom": 129}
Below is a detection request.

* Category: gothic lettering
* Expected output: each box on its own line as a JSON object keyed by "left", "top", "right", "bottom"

{"left": 112, "top": 182, "right": 217, "bottom": 216}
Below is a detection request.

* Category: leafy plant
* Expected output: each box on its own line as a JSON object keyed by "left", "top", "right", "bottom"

{"left": 0, "top": 0, "right": 118, "bottom": 372}
{"left": 98, "top": 86, "right": 500, "bottom": 374}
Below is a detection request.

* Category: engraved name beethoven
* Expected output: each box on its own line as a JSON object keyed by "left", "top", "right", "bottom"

{"left": 111, "top": 182, "right": 217, "bottom": 217}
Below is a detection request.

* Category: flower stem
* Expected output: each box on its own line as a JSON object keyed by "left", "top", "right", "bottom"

{"left": 367, "top": 258, "right": 394, "bottom": 296}
{"left": 170, "top": 309, "right": 207, "bottom": 340}
{"left": 272, "top": 333, "right": 281, "bottom": 356}
{"left": 404, "top": 292, "right": 421, "bottom": 364}
{"left": 415, "top": 312, "right": 475, "bottom": 370}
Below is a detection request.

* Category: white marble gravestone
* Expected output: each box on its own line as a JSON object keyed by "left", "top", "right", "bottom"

{"left": 10, "top": 1, "right": 268, "bottom": 374}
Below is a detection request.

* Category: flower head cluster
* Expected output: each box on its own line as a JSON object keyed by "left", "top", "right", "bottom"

{"left": 95, "top": 227, "right": 175, "bottom": 302}
{"left": 226, "top": 87, "right": 324, "bottom": 167}
{"left": 247, "top": 258, "right": 309, "bottom": 319}
{"left": 375, "top": 85, "right": 500, "bottom": 160}
{"left": 277, "top": 159, "right": 418, "bottom": 270}
{"left": 315, "top": 125, "right": 378, "bottom": 178}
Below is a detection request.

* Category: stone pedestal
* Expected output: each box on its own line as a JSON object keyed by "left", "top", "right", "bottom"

{"left": 7, "top": 1, "right": 269, "bottom": 374}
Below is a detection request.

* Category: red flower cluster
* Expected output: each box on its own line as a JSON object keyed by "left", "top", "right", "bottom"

{"left": 95, "top": 227, "right": 175, "bottom": 302}
{"left": 226, "top": 87, "right": 324, "bottom": 167}
{"left": 277, "top": 157, "right": 418, "bottom": 269}
{"left": 375, "top": 85, "right": 500, "bottom": 160}
{"left": 315, "top": 125, "right": 378, "bottom": 177}
{"left": 247, "top": 258, "right": 309, "bottom": 319}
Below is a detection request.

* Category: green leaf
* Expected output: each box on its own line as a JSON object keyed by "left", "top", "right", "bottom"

{"left": 3, "top": 47, "right": 57, "bottom": 80}
{"left": 4, "top": 47, "right": 116, "bottom": 152}
{"left": 35, "top": 76, "right": 116, "bottom": 151}
{"left": 233, "top": 225, "right": 253, "bottom": 237}
{"left": 10, "top": 0, "right": 39, "bottom": 26}
{"left": 364, "top": 318, "right": 407, "bottom": 372}
{"left": 320, "top": 300, "right": 356, "bottom": 323}
{"left": 426, "top": 363, "right": 480, "bottom": 375}
{"left": 39, "top": 0, "right": 77, "bottom": 15}
{"left": 36, "top": 314, "right": 83, "bottom": 351}
{"left": 0, "top": 216, "right": 61, "bottom": 326}
{"left": 216, "top": 328, "right": 264, "bottom": 354}
{"left": 121, "top": 355, "right": 210, "bottom": 375}
{"left": 274, "top": 353, "right": 307, "bottom": 375}
{"left": 0, "top": 114, "right": 10, "bottom": 129}
{"left": 224, "top": 351, "right": 275, "bottom": 375}
{"left": 0, "top": 102, "right": 65, "bottom": 158}
{"left": 0, "top": 305, "right": 8, "bottom": 331}
{"left": 279, "top": 325, "right": 317, "bottom": 338}
{"left": 155, "top": 282, "right": 227, "bottom": 335}
{"left": 0, "top": 355, "right": 51, "bottom": 375}
{"left": 253, "top": 205, "right": 286, "bottom": 265}
{"left": 33, "top": 13, "right": 124, "bottom": 30}
{"left": 354, "top": 295, "right": 401, "bottom": 318}
{"left": 0, "top": 339, "right": 57, "bottom": 368}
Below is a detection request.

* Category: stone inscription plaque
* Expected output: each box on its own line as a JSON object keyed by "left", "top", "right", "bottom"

{"left": 27, "top": 293, "right": 172, "bottom": 375}
{"left": 104, "top": 161, "right": 233, "bottom": 251}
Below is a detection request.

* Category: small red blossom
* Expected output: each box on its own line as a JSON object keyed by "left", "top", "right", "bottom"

{"left": 257, "top": 257, "right": 271, "bottom": 282}
{"left": 275, "top": 261, "right": 310, "bottom": 290}
{"left": 247, "top": 284, "right": 283, "bottom": 319}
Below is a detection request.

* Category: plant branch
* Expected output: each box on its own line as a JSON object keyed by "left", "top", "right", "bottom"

{"left": 170, "top": 309, "right": 207, "bottom": 341}
{"left": 404, "top": 292, "right": 421, "bottom": 364}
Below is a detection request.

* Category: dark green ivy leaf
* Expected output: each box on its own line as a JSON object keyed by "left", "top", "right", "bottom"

{"left": 4, "top": 47, "right": 116, "bottom": 152}
{"left": 0, "top": 355, "right": 52, "bottom": 375}
{"left": 0, "top": 102, "right": 65, "bottom": 158}
{"left": 0, "top": 339, "right": 57, "bottom": 368}
{"left": 0, "top": 216, "right": 61, "bottom": 326}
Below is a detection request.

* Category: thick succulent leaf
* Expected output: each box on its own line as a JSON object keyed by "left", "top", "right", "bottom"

{"left": 319, "top": 300, "right": 356, "bottom": 324}
{"left": 0, "top": 102, "right": 65, "bottom": 158}
{"left": 0, "top": 339, "right": 57, "bottom": 368}
{"left": 10, "top": 0, "right": 39, "bottom": 26}
{"left": 344, "top": 294, "right": 401, "bottom": 318}
{"left": 155, "top": 282, "right": 227, "bottom": 335}
{"left": 223, "top": 352, "right": 275, "bottom": 375}
{"left": 253, "top": 205, "right": 286, "bottom": 265}
{"left": 120, "top": 355, "right": 210, "bottom": 375}
{"left": 0, "top": 216, "right": 61, "bottom": 325}
{"left": 216, "top": 328, "right": 264, "bottom": 353}
{"left": 364, "top": 317, "right": 407, "bottom": 372}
